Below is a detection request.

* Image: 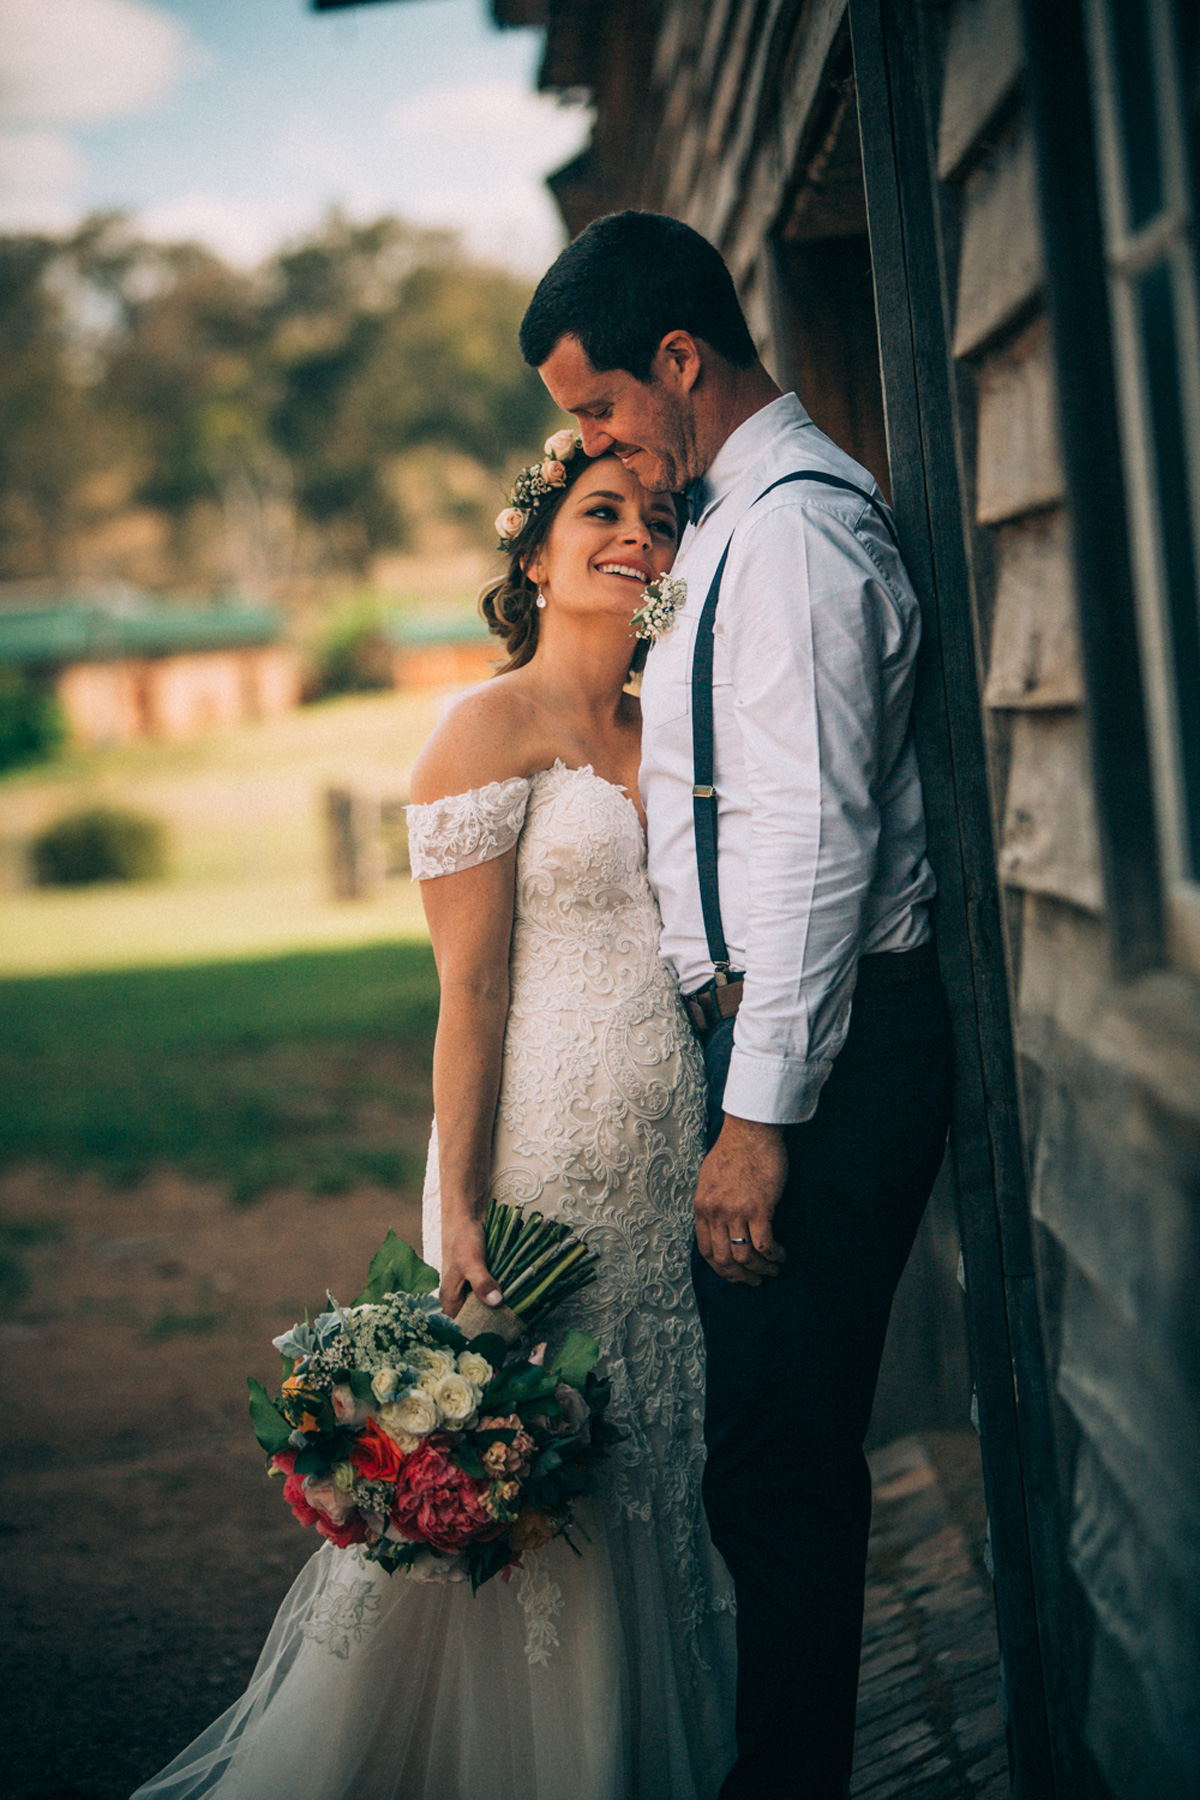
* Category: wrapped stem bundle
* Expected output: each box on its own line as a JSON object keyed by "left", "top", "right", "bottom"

{"left": 456, "top": 1201, "right": 598, "bottom": 1344}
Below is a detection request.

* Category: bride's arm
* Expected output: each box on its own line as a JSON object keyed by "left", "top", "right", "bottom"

{"left": 420, "top": 851, "right": 517, "bottom": 1317}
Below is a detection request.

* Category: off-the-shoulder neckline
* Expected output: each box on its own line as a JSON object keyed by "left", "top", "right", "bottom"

{"left": 409, "top": 758, "right": 643, "bottom": 832}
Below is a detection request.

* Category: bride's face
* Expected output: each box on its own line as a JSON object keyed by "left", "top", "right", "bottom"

{"left": 529, "top": 456, "right": 679, "bottom": 622}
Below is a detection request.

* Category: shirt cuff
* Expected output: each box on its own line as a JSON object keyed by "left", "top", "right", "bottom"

{"left": 720, "top": 1046, "right": 833, "bottom": 1127}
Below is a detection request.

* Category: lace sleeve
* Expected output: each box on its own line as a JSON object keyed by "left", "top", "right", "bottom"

{"left": 406, "top": 776, "right": 532, "bottom": 880}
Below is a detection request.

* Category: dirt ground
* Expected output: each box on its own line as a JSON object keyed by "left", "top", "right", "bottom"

{"left": 0, "top": 1160, "right": 425, "bottom": 1800}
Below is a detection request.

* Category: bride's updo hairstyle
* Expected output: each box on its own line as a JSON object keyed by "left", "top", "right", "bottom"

{"left": 480, "top": 430, "right": 603, "bottom": 674}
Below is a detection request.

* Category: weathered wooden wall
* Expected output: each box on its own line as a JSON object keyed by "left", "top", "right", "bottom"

{"left": 928, "top": 3, "right": 1200, "bottom": 1793}
{"left": 505, "top": 0, "right": 1200, "bottom": 1790}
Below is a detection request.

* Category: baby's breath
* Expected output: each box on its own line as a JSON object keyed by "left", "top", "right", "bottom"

{"left": 630, "top": 573, "right": 688, "bottom": 641}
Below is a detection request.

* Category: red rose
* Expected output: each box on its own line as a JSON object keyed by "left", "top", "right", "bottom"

{"left": 349, "top": 1418, "right": 405, "bottom": 1485}
{"left": 272, "top": 1451, "right": 321, "bottom": 1530}
{"left": 390, "top": 1436, "right": 499, "bottom": 1553}
{"left": 315, "top": 1512, "right": 370, "bottom": 1548}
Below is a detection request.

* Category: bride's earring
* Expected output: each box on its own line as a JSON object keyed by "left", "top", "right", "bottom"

{"left": 536, "top": 591, "right": 547, "bottom": 609}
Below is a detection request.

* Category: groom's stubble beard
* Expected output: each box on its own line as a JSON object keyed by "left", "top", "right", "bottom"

{"left": 637, "top": 387, "right": 702, "bottom": 495}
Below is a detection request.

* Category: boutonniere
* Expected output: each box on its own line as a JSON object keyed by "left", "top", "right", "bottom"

{"left": 630, "top": 573, "right": 687, "bottom": 641}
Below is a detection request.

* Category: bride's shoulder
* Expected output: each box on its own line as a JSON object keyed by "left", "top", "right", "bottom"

{"left": 410, "top": 673, "right": 540, "bottom": 805}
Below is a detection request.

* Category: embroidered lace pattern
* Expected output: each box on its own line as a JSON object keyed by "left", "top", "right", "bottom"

{"left": 419, "top": 761, "right": 731, "bottom": 1670}
{"left": 300, "top": 1552, "right": 383, "bottom": 1660}
{"left": 406, "top": 776, "right": 531, "bottom": 880}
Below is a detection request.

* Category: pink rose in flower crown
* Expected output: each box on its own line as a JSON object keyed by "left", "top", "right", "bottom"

{"left": 541, "top": 459, "right": 567, "bottom": 487}
{"left": 390, "top": 1436, "right": 499, "bottom": 1553}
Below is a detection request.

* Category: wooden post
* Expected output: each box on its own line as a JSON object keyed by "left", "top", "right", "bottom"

{"left": 324, "top": 786, "right": 371, "bottom": 900}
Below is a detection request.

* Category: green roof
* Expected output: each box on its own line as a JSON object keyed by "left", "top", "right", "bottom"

{"left": 382, "top": 610, "right": 490, "bottom": 648}
{"left": 0, "top": 602, "right": 285, "bottom": 667}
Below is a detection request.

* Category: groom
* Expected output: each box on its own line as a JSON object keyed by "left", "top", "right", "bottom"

{"left": 520, "top": 212, "right": 953, "bottom": 1798}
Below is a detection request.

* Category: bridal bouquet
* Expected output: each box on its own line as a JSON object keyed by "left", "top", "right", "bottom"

{"left": 248, "top": 1205, "right": 618, "bottom": 1590}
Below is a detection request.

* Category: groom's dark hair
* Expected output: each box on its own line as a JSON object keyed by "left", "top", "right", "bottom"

{"left": 519, "top": 211, "right": 758, "bottom": 381}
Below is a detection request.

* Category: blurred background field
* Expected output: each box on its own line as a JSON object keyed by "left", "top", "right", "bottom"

{"left": 0, "top": 683, "right": 443, "bottom": 972}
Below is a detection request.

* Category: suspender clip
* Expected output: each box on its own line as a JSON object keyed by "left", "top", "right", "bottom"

{"left": 692, "top": 784, "right": 714, "bottom": 799}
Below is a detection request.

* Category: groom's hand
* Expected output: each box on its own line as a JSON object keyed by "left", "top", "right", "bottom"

{"left": 695, "top": 1115, "right": 788, "bottom": 1285}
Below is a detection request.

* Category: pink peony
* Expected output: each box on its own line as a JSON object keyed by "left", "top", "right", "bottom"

{"left": 390, "top": 1436, "right": 499, "bottom": 1553}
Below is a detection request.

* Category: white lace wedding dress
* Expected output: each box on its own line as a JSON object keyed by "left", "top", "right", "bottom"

{"left": 133, "top": 760, "right": 736, "bottom": 1800}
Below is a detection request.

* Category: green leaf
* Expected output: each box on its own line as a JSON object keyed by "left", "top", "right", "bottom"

{"left": 532, "top": 1447, "right": 563, "bottom": 1479}
{"left": 280, "top": 1354, "right": 296, "bottom": 1380}
{"left": 354, "top": 1229, "right": 438, "bottom": 1304}
{"left": 462, "top": 1330, "right": 507, "bottom": 1365}
{"left": 247, "top": 1377, "right": 293, "bottom": 1456}
{"left": 456, "top": 1440, "right": 486, "bottom": 1479}
{"left": 467, "top": 1536, "right": 514, "bottom": 1592}
{"left": 548, "top": 1329, "right": 599, "bottom": 1390}
{"left": 293, "top": 1443, "right": 334, "bottom": 1475}
{"left": 347, "top": 1368, "right": 375, "bottom": 1401}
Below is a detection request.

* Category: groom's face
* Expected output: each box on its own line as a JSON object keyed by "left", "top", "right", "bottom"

{"left": 537, "top": 334, "right": 698, "bottom": 496}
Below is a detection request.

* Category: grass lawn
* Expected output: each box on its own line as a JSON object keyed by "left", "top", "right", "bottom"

{"left": 0, "top": 938, "right": 440, "bottom": 1215}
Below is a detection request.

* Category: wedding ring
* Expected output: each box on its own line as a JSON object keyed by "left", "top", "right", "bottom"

{"left": 730, "top": 1236, "right": 748, "bottom": 1244}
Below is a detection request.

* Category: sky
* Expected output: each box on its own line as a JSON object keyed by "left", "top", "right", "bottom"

{"left": 0, "top": 0, "right": 592, "bottom": 272}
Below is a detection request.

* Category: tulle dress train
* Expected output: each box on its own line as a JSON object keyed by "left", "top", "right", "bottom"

{"left": 132, "top": 761, "right": 736, "bottom": 1800}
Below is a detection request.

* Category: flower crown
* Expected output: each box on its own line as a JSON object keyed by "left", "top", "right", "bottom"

{"left": 494, "top": 429, "right": 586, "bottom": 549}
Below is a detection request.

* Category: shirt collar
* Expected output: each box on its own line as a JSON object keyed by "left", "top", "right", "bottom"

{"left": 693, "top": 392, "right": 812, "bottom": 524}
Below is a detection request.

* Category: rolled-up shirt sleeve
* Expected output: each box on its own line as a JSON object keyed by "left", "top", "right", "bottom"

{"left": 719, "top": 500, "right": 915, "bottom": 1125}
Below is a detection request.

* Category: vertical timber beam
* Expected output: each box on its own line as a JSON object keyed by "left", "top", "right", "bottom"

{"left": 848, "top": 0, "right": 1092, "bottom": 1793}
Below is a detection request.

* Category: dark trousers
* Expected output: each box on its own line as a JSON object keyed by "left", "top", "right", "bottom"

{"left": 692, "top": 969, "right": 953, "bottom": 1800}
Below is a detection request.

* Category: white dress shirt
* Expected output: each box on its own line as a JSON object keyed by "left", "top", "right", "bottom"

{"left": 638, "top": 393, "right": 936, "bottom": 1126}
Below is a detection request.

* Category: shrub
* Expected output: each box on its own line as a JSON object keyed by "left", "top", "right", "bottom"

{"left": 0, "top": 668, "right": 65, "bottom": 774}
{"left": 31, "top": 805, "right": 168, "bottom": 886}
{"left": 307, "top": 595, "right": 393, "bottom": 700}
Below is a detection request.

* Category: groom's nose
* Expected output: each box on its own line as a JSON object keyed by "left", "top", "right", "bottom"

{"left": 578, "top": 417, "right": 614, "bottom": 456}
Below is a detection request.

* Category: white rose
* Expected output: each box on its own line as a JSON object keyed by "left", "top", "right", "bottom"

{"left": 544, "top": 428, "right": 578, "bottom": 461}
{"left": 431, "top": 1371, "right": 479, "bottom": 1427}
{"left": 411, "top": 1346, "right": 457, "bottom": 1379}
{"left": 495, "top": 506, "right": 526, "bottom": 541}
{"left": 378, "top": 1387, "right": 439, "bottom": 1439}
{"left": 376, "top": 1416, "right": 422, "bottom": 1454}
{"left": 456, "top": 1351, "right": 493, "bottom": 1387}
{"left": 371, "top": 1368, "right": 402, "bottom": 1404}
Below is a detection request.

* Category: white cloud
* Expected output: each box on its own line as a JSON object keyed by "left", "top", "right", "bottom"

{"left": 0, "top": 0, "right": 206, "bottom": 127}
{"left": 135, "top": 191, "right": 316, "bottom": 266}
{"left": 0, "top": 127, "right": 88, "bottom": 194}
{"left": 388, "top": 80, "right": 589, "bottom": 167}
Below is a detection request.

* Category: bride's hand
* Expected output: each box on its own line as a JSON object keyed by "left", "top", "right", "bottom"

{"left": 438, "top": 1209, "right": 503, "bottom": 1318}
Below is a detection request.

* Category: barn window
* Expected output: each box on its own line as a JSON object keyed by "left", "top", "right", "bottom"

{"left": 1085, "top": 0, "right": 1200, "bottom": 963}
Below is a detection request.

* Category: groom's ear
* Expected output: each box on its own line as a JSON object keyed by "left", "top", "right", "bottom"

{"left": 653, "top": 331, "right": 703, "bottom": 394}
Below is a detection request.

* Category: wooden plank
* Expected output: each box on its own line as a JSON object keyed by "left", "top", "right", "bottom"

{"left": 975, "top": 316, "right": 1064, "bottom": 523}
{"left": 1017, "top": 0, "right": 1164, "bottom": 974}
{"left": 983, "top": 510, "right": 1085, "bottom": 708}
{"left": 937, "top": 0, "right": 1024, "bottom": 181}
{"left": 953, "top": 114, "right": 1044, "bottom": 358}
{"left": 999, "top": 710, "right": 1104, "bottom": 911}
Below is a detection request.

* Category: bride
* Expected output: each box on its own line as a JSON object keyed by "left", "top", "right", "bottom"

{"left": 132, "top": 436, "right": 736, "bottom": 1800}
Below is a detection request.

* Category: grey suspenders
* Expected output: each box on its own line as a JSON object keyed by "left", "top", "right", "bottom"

{"left": 689, "top": 470, "right": 900, "bottom": 977}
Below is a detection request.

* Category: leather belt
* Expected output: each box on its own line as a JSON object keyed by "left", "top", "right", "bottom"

{"left": 684, "top": 941, "right": 938, "bottom": 1037}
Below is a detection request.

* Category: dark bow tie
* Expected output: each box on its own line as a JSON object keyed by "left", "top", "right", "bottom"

{"left": 684, "top": 476, "right": 710, "bottom": 527}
